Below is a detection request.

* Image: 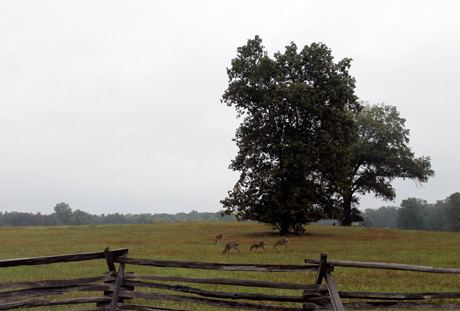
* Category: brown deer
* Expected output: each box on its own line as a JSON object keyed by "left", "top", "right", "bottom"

{"left": 250, "top": 241, "right": 266, "bottom": 252}
{"left": 274, "top": 238, "right": 289, "bottom": 249}
{"left": 215, "top": 233, "right": 225, "bottom": 244}
{"left": 223, "top": 241, "right": 240, "bottom": 254}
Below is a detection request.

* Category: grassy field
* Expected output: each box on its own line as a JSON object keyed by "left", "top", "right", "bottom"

{"left": 1, "top": 222, "right": 460, "bottom": 309}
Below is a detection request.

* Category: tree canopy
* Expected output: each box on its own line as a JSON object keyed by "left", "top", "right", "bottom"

{"left": 339, "top": 103, "right": 435, "bottom": 225}
{"left": 221, "top": 36, "right": 360, "bottom": 234}
{"left": 397, "top": 198, "right": 427, "bottom": 230}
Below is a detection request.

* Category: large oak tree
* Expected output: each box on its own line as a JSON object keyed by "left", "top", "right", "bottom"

{"left": 221, "top": 36, "right": 360, "bottom": 234}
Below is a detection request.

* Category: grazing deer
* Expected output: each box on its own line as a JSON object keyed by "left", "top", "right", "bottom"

{"left": 250, "top": 241, "right": 266, "bottom": 252}
{"left": 274, "top": 238, "right": 289, "bottom": 249}
{"left": 215, "top": 233, "right": 225, "bottom": 244}
{"left": 223, "top": 241, "right": 240, "bottom": 254}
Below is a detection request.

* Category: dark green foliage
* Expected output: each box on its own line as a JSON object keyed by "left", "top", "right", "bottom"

{"left": 397, "top": 198, "right": 427, "bottom": 229}
{"left": 221, "top": 36, "right": 359, "bottom": 234}
{"left": 340, "top": 104, "right": 434, "bottom": 225}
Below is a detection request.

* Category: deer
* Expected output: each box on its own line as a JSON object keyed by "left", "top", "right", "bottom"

{"left": 223, "top": 241, "right": 240, "bottom": 254}
{"left": 250, "top": 241, "right": 266, "bottom": 252}
{"left": 274, "top": 238, "right": 289, "bottom": 249}
{"left": 215, "top": 233, "right": 225, "bottom": 244}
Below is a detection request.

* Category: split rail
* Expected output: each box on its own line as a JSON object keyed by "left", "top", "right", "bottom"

{"left": 0, "top": 248, "right": 459, "bottom": 310}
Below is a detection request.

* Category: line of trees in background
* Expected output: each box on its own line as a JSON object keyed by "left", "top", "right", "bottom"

{"left": 0, "top": 202, "right": 236, "bottom": 227}
{"left": 361, "top": 192, "right": 460, "bottom": 232}
{"left": 2, "top": 192, "right": 460, "bottom": 232}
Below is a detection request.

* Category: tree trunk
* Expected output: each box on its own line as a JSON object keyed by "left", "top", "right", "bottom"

{"left": 279, "top": 222, "right": 290, "bottom": 235}
{"left": 342, "top": 195, "right": 352, "bottom": 226}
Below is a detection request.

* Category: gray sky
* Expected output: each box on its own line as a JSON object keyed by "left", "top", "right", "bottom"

{"left": 1, "top": 1, "right": 459, "bottom": 215}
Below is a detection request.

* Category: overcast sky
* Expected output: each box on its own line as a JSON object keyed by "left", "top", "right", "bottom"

{"left": 1, "top": 1, "right": 459, "bottom": 215}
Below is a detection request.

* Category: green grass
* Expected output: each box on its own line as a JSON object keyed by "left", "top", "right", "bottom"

{"left": 1, "top": 222, "right": 460, "bottom": 310}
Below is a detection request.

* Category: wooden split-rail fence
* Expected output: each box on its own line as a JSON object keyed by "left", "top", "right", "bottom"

{"left": 1, "top": 248, "right": 460, "bottom": 310}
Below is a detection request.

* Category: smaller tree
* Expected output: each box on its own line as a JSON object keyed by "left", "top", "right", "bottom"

{"left": 340, "top": 104, "right": 434, "bottom": 226}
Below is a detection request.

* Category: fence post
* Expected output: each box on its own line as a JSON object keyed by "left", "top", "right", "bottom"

{"left": 315, "top": 254, "right": 344, "bottom": 311}
{"left": 104, "top": 247, "right": 116, "bottom": 273}
{"left": 99, "top": 247, "right": 131, "bottom": 311}
{"left": 303, "top": 253, "right": 328, "bottom": 310}
{"left": 109, "top": 261, "right": 126, "bottom": 311}
{"left": 315, "top": 253, "right": 328, "bottom": 284}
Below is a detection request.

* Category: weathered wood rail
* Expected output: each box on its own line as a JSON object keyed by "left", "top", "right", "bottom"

{"left": 305, "top": 254, "right": 460, "bottom": 310}
{"left": 110, "top": 256, "right": 325, "bottom": 311}
{"left": 0, "top": 248, "right": 129, "bottom": 310}
{"left": 0, "top": 249, "right": 459, "bottom": 310}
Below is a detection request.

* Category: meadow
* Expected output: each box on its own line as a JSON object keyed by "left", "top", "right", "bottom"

{"left": 1, "top": 222, "right": 460, "bottom": 310}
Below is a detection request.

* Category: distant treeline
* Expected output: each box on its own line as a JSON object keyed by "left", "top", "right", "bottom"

{"left": 0, "top": 203, "right": 236, "bottom": 227}
{"left": 360, "top": 192, "right": 460, "bottom": 232}
{"left": 3, "top": 192, "right": 460, "bottom": 232}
